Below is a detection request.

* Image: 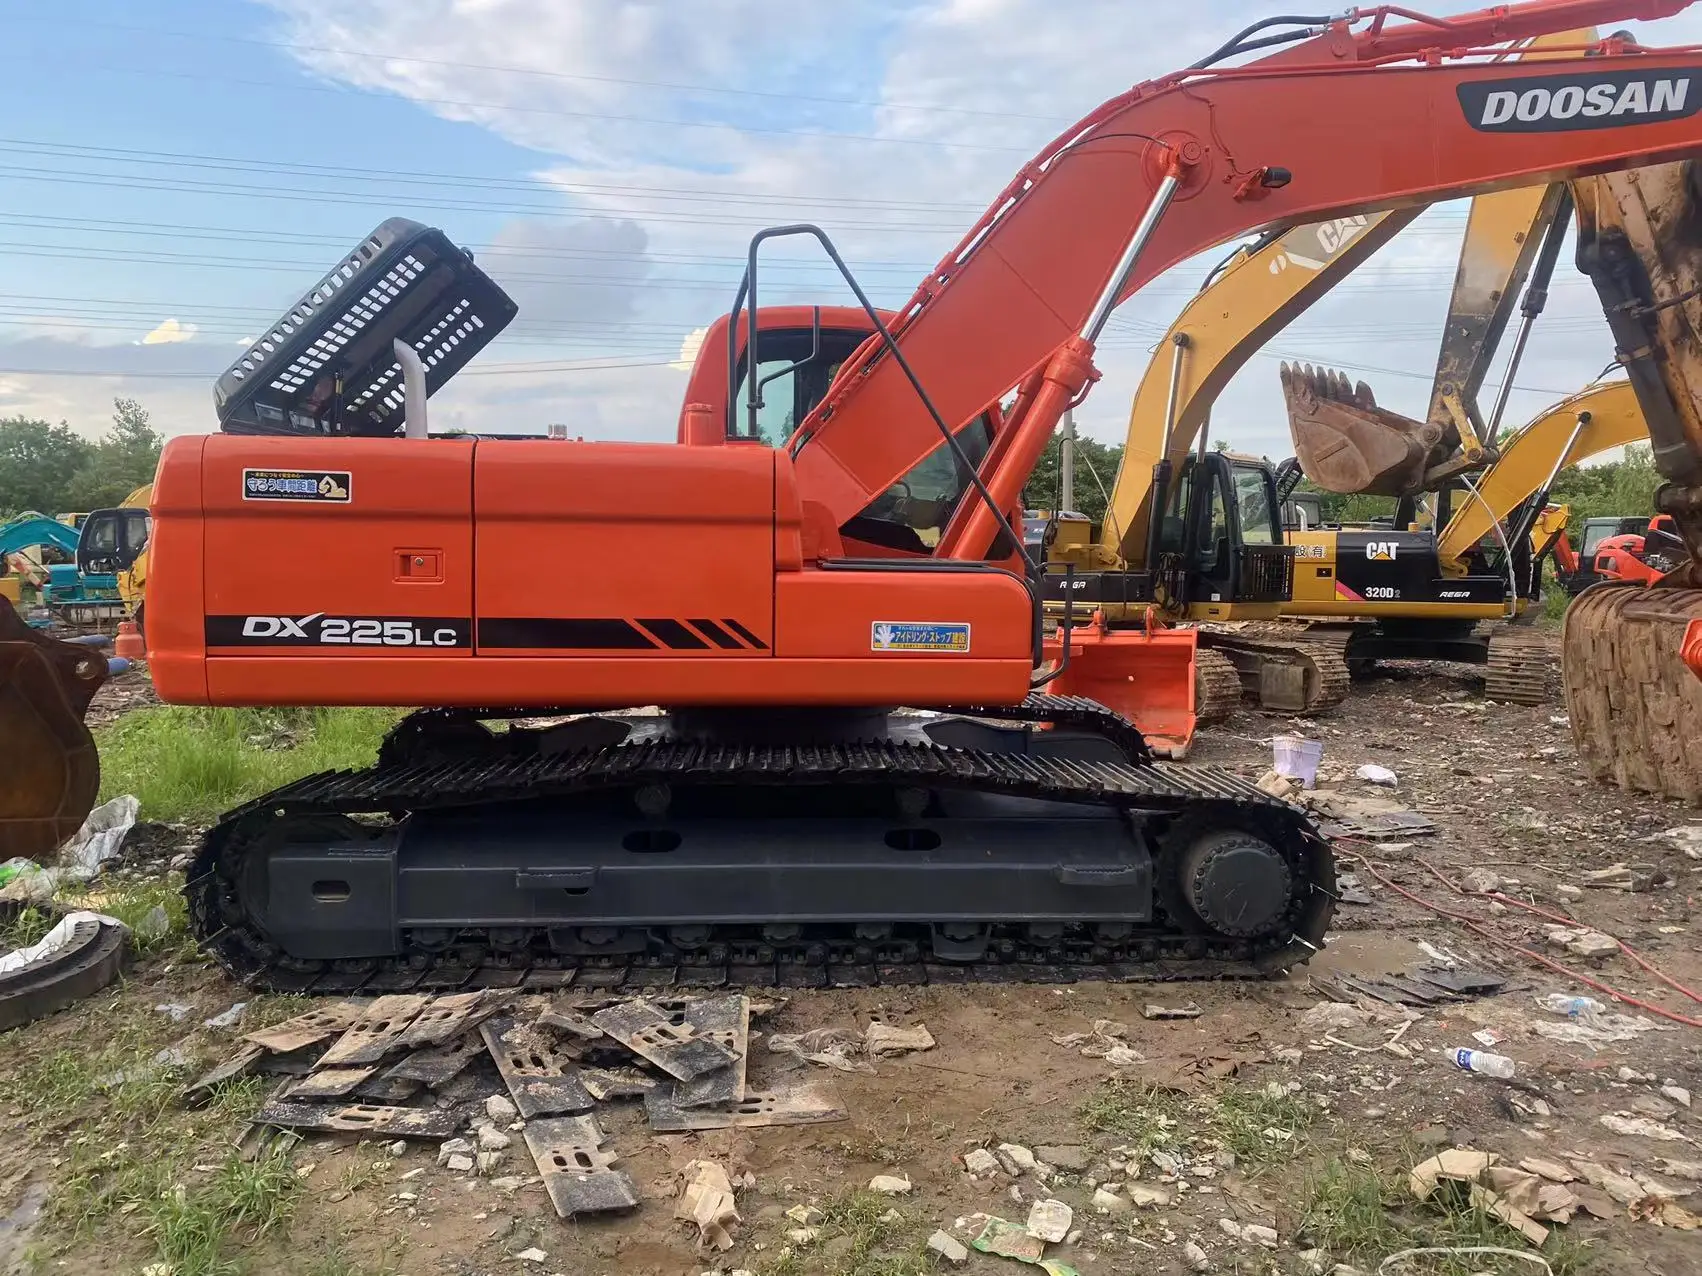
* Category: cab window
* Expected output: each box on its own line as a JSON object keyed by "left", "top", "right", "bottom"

{"left": 729, "top": 326, "right": 870, "bottom": 446}
{"left": 843, "top": 417, "right": 996, "bottom": 553}
{"left": 1232, "top": 463, "right": 1277, "bottom": 545}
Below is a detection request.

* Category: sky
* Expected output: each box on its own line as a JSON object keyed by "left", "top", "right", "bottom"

{"left": 3, "top": 0, "right": 1701, "bottom": 463}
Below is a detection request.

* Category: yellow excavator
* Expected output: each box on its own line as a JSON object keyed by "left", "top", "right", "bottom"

{"left": 1042, "top": 174, "right": 1589, "bottom": 713}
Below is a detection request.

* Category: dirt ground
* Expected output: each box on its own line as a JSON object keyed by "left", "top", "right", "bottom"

{"left": 2, "top": 652, "right": 1700, "bottom": 1276}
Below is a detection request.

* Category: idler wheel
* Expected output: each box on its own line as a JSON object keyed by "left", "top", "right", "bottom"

{"left": 1179, "top": 830, "right": 1292, "bottom": 938}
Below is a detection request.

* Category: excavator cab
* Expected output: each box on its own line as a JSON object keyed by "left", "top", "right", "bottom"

{"left": 76, "top": 508, "right": 150, "bottom": 580}
{"left": 1146, "top": 452, "right": 1293, "bottom": 617}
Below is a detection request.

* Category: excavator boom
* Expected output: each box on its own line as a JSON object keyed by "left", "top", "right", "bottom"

{"left": 793, "top": 7, "right": 1702, "bottom": 553}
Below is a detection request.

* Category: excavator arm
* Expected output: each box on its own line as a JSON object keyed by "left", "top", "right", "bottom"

{"left": 1099, "top": 25, "right": 1601, "bottom": 568}
{"left": 1282, "top": 181, "right": 1571, "bottom": 495}
{"left": 1562, "top": 158, "right": 1702, "bottom": 801}
{"left": 1434, "top": 379, "right": 1651, "bottom": 567}
{"left": 785, "top": 2, "right": 1700, "bottom": 560}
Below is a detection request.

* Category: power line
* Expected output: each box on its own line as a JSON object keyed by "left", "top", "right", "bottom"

{"left": 0, "top": 56, "right": 1035, "bottom": 155}
{"left": 0, "top": 140, "right": 992, "bottom": 215}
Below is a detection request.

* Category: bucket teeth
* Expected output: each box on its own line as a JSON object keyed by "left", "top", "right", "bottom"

{"left": 1280, "top": 361, "right": 1440, "bottom": 497}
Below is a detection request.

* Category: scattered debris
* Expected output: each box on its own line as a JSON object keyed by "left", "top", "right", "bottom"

{"left": 1035, "top": 1145, "right": 1090, "bottom": 1172}
{"left": 929, "top": 1229, "right": 970, "bottom": 1265}
{"left": 769, "top": 1018, "right": 934, "bottom": 1073}
{"left": 997, "top": 1144, "right": 1039, "bottom": 1175}
{"left": 964, "top": 1148, "right": 1002, "bottom": 1178}
{"left": 1409, "top": 1149, "right": 1581, "bottom": 1246}
{"left": 864, "top": 1021, "right": 935, "bottom": 1057}
{"left": 676, "top": 1159, "right": 740, "bottom": 1251}
{"left": 1048, "top": 1020, "right": 1143, "bottom": 1066}
{"left": 203, "top": 1002, "right": 246, "bottom": 1030}
{"left": 1125, "top": 1183, "right": 1172, "bottom": 1207}
{"left": 1091, "top": 1187, "right": 1130, "bottom": 1214}
{"left": 1183, "top": 1240, "right": 1213, "bottom": 1271}
{"left": 1542, "top": 926, "right": 1620, "bottom": 960}
{"left": 767, "top": 1027, "right": 871, "bottom": 1073}
{"left": 1141, "top": 1003, "right": 1201, "bottom": 1021}
{"left": 869, "top": 1174, "right": 912, "bottom": 1196}
{"left": 1599, "top": 1114, "right": 1691, "bottom": 1143}
{"left": 1577, "top": 863, "right": 1669, "bottom": 892}
{"left": 970, "top": 1215, "right": 1078, "bottom": 1274}
{"left": 1026, "top": 1198, "right": 1072, "bottom": 1242}
{"left": 1355, "top": 763, "right": 1398, "bottom": 786}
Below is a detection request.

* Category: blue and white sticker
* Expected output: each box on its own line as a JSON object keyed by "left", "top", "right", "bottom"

{"left": 871, "top": 621, "right": 971, "bottom": 653}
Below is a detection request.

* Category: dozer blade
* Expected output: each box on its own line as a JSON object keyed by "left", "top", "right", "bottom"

{"left": 1041, "top": 625, "right": 1202, "bottom": 757}
{"left": 0, "top": 604, "right": 110, "bottom": 861}
{"left": 1562, "top": 582, "right": 1702, "bottom": 805}
{"left": 1280, "top": 362, "right": 1445, "bottom": 496}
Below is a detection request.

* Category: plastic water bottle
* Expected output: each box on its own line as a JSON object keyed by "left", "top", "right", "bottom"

{"left": 1536, "top": 994, "right": 1605, "bottom": 1019}
{"left": 1450, "top": 1047, "right": 1516, "bottom": 1079}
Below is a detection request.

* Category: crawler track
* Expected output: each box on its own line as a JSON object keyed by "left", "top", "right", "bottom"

{"left": 185, "top": 696, "right": 1336, "bottom": 994}
{"left": 1482, "top": 624, "right": 1554, "bottom": 705}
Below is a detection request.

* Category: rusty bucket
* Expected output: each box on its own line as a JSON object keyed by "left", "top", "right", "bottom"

{"left": 0, "top": 604, "right": 109, "bottom": 862}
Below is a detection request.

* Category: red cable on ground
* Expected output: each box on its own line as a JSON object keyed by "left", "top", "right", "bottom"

{"left": 1411, "top": 853, "right": 1702, "bottom": 1009}
{"left": 1338, "top": 849, "right": 1702, "bottom": 1030}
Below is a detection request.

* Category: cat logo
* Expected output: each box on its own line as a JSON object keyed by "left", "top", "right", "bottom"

{"left": 1365, "top": 541, "right": 1399, "bottom": 561}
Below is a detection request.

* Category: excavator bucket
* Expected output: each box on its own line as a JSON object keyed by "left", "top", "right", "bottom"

{"left": 1280, "top": 363, "right": 1445, "bottom": 496}
{"left": 0, "top": 604, "right": 110, "bottom": 861}
{"left": 1041, "top": 624, "right": 1203, "bottom": 758}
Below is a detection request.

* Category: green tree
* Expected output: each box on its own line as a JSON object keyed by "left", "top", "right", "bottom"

{"left": 1024, "top": 431, "right": 1126, "bottom": 525}
{"left": 67, "top": 398, "right": 163, "bottom": 509}
{"left": 0, "top": 416, "right": 91, "bottom": 515}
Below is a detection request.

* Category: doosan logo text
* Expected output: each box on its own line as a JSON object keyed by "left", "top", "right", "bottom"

{"left": 1460, "top": 70, "right": 1701, "bottom": 133}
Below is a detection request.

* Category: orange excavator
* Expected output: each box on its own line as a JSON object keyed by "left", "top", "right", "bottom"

{"left": 12, "top": 0, "right": 1702, "bottom": 991}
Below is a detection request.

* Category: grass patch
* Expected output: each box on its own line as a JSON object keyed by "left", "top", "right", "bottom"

{"left": 142, "top": 1149, "right": 301, "bottom": 1276}
{"left": 1, "top": 903, "right": 53, "bottom": 951}
{"left": 1079, "top": 1080, "right": 1317, "bottom": 1171}
{"left": 61, "top": 876, "right": 195, "bottom": 958}
{"left": 97, "top": 706, "right": 399, "bottom": 822}
{"left": 1077, "top": 1080, "right": 1186, "bottom": 1159}
{"left": 1213, "top": 1084, "right": 1320, "bottom": 1168}
{"left": 760, "top": 1189, "right": 926, "bottom": 1276}
{"left": 1297, "top": 1159, "right": 1593, "bottom": 1276}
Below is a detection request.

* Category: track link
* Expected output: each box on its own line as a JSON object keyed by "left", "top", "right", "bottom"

{"left": 1198, "top": 624, "right": 1353, "bottom": 714}
{"left": 1562, "top": 582, "right": 1702, "bottom": 803}
{"left": 1193, "top": 649, "right": 1245, "bottom": 726}
{"left": 1483, "top": 625, "right": 1554, "bottom": 705}
{"left": 185, "top": 698, "right": 1336, "bottom": 994}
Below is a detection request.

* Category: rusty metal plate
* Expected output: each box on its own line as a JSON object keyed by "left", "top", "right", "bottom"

{"left": 252, "top": 1100, "right": 459, "bottom": 1139}
{"left": 668, "top": 995, "right": 749, "bottom": 1109}
{"left": 644, "top": 1083, "right": 846, "bottom": 1132}
{"left": 243, "top": 1001, "right": 365, "bottom": 1054}
{"left": 395, "top": 990, "right": 510, "bottom": 1051}
{"left": 317, "top": 994, "right": 431, "bottom": 1068}
{"left": 591, "top": 997, "right": 738, "bottom": 1082}
{"left": 383, "top": 1032, "right": 485, "bottom": 1088}
{"left": 284, "top": 1067, "right": 374, "bottom": 1100}
{"left": 522, "top": 1115, "right": 639, "bottom": 1218}
{"left": 184, "top": 1043, "right": 266, "bottom": 1105}
{"left": 479, "top": 1014, "right": 594, "bottom": 1119}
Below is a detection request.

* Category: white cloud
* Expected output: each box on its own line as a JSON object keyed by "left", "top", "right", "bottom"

{"left": 140, "top": 318, "right": 198, "bottom": 346}
{"left": 672, "top": 325, "right": 707, "bottom": 372}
